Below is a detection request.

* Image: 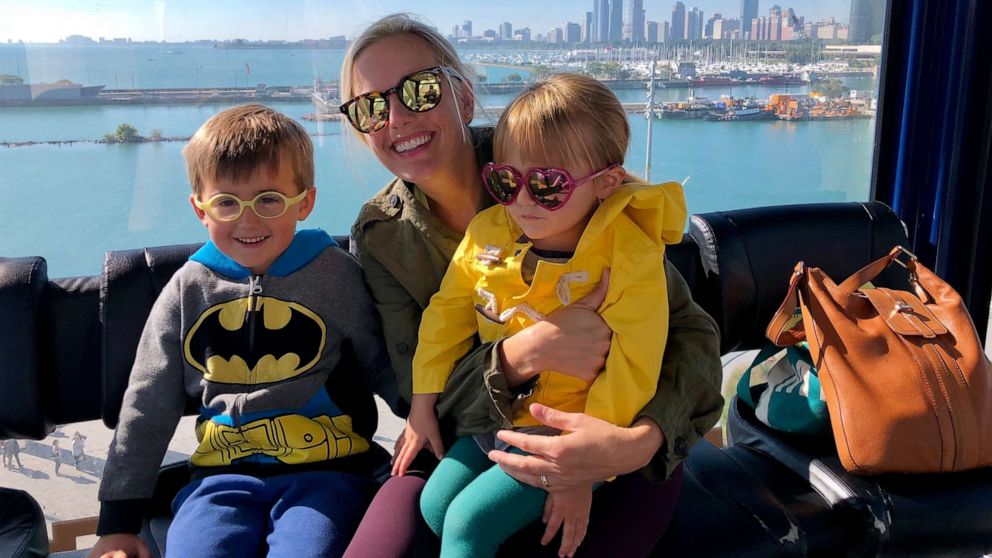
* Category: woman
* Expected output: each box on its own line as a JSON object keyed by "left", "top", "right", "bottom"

{"left": 341, "top": 14, "right": 723, "bottom": 557}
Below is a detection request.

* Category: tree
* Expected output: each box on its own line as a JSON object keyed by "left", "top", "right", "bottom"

{"left": 115, "top": 123, "right": 141, "bottom": 142}
{"left": 530, "top": 65, "right": 551, "bottom": 79}
{"left": 0, "top": 74, "right": 24, "bottom": 85}
{"left": 148, "top": 129, "right": 163, "bottom": 141}
{"left": 811, "top": 78, "right": 850, "bottom": 99}
{"left": 104, "top": 123, "right": 143, "bottom": 143}
{"left": 785, "top": 44, "right": 813, "bottom": 65}
{"left": 504, "top": 73, "right": 523, "bottom": 82}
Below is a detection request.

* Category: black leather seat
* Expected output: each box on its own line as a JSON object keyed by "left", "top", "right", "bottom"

{"left": 0, "top": 488, "right": 48, "bottom": 558}
{"left": 690, "top": 200, "right": 992, "bottom": 557}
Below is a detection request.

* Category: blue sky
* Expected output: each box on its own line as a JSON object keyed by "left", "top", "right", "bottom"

{"left": 0, "top": 0, "right": 857, "bottom": 42}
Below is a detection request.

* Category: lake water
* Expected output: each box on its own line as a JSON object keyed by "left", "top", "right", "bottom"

{"left": 0, "top": 44, "right": 878, "bottom": 277}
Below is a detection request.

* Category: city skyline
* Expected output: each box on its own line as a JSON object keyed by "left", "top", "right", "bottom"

{"left": 1, "top": 0, "right": 858, "bottom": 43}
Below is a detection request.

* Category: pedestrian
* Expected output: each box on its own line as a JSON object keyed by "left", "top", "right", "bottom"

{"left": 71, "top": 431, "right": 87, "bottom": 468}
{"left": 6, "top": 439, "right": 22, "bottom": 469}
{"left": 51, "top": 439, "right": 61, "bottom": 476}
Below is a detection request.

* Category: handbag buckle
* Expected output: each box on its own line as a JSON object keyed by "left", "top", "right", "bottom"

{"left": 892, "top": 246, "right": 918, "bottom": 269}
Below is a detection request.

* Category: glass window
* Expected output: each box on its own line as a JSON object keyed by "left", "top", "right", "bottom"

{"left": 1, "top": 1, "right": 887, "bottom": 277}
{"left": 0, "top": 0, "right": 889, "bottom": 537}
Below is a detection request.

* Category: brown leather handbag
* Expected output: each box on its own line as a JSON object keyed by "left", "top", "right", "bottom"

{"left": 766, "top": 246, "right": 992, "bottom": 475}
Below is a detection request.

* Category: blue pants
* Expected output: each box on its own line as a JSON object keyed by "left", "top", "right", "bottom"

{"left": 167, "top": 470, "right": 375, "bottom": 558}
{"left": 421, "top": 437, "right": 548, "bottom": 558}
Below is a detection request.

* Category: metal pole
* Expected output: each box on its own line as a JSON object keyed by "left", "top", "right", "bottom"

{"left": 644, "top": 52, "right": 658, "bottom": 182}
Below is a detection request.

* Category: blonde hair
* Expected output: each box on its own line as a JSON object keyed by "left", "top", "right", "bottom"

{"left": 494, "top": 73, "right": 628, "bottom": 172}
{"left": 340, "top": 13, "right": 475, "bottom": 140}
{"left": 182, "top": 104, "right": 314, "bottom": 197}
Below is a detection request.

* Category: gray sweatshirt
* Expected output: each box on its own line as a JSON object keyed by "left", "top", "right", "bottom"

{"left": 97, "top": 229, "right": 401, "bottom": 535}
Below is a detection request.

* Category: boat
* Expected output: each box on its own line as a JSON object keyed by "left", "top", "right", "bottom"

{"left": 657, "top": 97, "right": 716, "bottom": 119}
{"left": 753, "top": 74, "right": 808, "bottom": 86}
{"left": 705, "top": 107, "right": 777, "bottom": 121}
{"left": 690, "top": 76, "right": 737, "bottom": 87}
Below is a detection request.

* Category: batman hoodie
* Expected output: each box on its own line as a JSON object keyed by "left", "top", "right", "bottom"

{"left": 97, "top": 229, "right": 402, "bottom": 535}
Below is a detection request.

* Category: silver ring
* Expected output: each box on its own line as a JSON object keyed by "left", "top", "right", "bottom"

{"left": 540, "top": 474, "right": 551, "bottom": 489}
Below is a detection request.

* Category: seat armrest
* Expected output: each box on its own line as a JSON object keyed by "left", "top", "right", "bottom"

{"left": 728, "top": 396, "right": 992, "bottom": 557}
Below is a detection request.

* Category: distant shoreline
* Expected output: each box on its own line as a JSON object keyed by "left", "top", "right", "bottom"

{"left": 470, "top": 62, "right": 534, "bottom": 71}
{"left": 1, "top": 131, "right": 339, "bottom": 148}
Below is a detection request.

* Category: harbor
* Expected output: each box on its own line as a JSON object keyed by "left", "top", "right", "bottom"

{"left": 1, "top": 71, "right": 868, "bottom": 109}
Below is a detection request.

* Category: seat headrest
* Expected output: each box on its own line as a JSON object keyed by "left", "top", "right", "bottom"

{"left": 689, "top": 201, "right": 908, "bottom": 353}
{"left": 0, "top": 257, "right": 52, "bottom": 439}
{"left": 101, "top": 244, "right": 200, "bottom": 428}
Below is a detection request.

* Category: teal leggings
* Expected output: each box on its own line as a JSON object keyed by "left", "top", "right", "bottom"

{"left": 421, "top": 437, "right": 547, "bottom": 558}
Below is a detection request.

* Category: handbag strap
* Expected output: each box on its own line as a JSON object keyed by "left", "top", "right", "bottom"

{"left": 765, "top": 246, "right": 916, "bottom": 347}
{"left": 837, "top": 245, "right": 916, "bottom": 293}
{"left": 766, "top": 262, "right": 807, "bottom": 347}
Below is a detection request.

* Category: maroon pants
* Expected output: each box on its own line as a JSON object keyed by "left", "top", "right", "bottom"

{"left": 343, "top": 453, "right": 684, "bottom": 558}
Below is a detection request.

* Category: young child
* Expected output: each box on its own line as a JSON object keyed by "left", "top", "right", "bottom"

{"left": 392, "top": 74, "right": 686, "bottom": 558}
{"left": 90, "top": 104, "right": 400, "bottom": 558}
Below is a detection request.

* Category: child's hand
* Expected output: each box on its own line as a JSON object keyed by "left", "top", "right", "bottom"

{"left": 391, "top": 394, "right": 443, "bottom": 476}
{"left": 86, "top": 533, "right": 151, "bottom": 558}
{"left": 541, "top": 485, "right": 593, "bottom": 558}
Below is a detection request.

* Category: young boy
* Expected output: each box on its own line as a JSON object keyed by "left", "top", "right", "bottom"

{"left": 90, "top": 104, "right": 401, "bottom": 558}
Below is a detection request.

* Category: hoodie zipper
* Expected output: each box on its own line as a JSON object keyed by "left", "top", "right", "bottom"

{"left": 247, "top": 275, "right": 263, "bottom": 358}
{"left": 236, "top": 275, "right": 263, "bottom": 435}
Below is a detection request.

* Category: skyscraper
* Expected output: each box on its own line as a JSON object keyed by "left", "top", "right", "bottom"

{"left": 461, "top": 20, "right": 473, "bottom": 38}
{"left": 671, "top": 2, "right": 686, "bottom": 41}
{"left": 740, "top": 0, "right": 759, "bottom": 39}
{"left": 609, "top": 0, "right": 624, "bottom": 42}
{"left": 500, "top": 22, "right": 512, "bottom": 40}
{"left": 584, "top": 12, "right": 594, "bottom": 43}
{"left": 593, "top": 0, "right": 609, "bottom": 42}
{"left": 769, "top": 15, "right": 781, "bottom": 40}
{"left": 564, "top": 22, "right": 582, "bottom": 43}
{"left": 848, "top": 0, "right": 884, "bottom": 43}
{"left": 646, "top": 20, "right": 659, "bottom": 43}
{"left": 705, "top": 13, "right": 722, "bottom": 39}
{"left": 687, "top": 7, "right": 704, "bottom": 40}
{"left": 624, "top": 0, "right": 645, "bottom": 42}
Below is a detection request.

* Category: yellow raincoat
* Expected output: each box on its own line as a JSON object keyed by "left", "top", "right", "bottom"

{"left": 413, "top": 181, "right": 687, "bottom": 428}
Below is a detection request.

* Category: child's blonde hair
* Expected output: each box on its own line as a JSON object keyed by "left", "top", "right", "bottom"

{"left": 494, "top": 73, "right": 629, "bottom": 171}
{"left": 339, "top": 13, "right": 475, "bottom": 139}
{"left": 183, "top": 104, "right": 314, "bottom": 197}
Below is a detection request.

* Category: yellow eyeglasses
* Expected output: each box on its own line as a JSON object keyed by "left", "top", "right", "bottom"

{"left": 194, "top": 190, "right": 308, "bottom": 222}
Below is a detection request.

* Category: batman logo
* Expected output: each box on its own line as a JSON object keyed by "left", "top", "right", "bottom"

{"left": 184, "top": 296, "right": 326, "bottom": 385}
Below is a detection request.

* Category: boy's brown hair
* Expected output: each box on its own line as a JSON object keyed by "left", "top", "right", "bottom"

{"left": 183, "top": 104, "right": 314, "bottom": 197}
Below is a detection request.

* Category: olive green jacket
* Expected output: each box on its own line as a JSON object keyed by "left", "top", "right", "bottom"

{"left": 350, "top": 129, "right": 723, "bottom": 481}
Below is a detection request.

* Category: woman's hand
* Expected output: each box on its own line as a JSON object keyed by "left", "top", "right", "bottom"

{"left": 86, "top": 533, "right": 151, "bottom": 558}
{"left": 541, "top": 486, "right": 593, "bottom": 558}
{"left": 488, "top": 403, "right": 664, "bottom": 491}
{"left": 500, "top": 270, "right": 613, "bottom": 386}
{"left": 391, "top": 394, "right": 443, "bottom": 476}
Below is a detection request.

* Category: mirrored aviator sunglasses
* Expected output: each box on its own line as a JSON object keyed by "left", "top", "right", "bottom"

{"left": 340, "top": 67, "right": 445, "bottom": 133}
